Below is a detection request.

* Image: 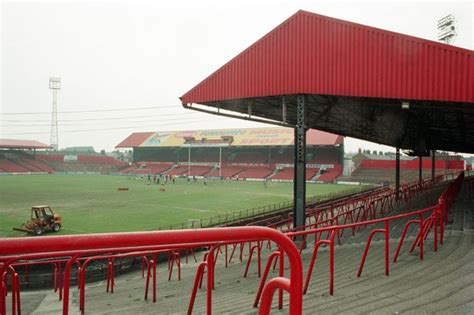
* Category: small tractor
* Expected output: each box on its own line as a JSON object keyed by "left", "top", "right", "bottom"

{"left": 13, "top": 205, "right": 62, "bottom": 235}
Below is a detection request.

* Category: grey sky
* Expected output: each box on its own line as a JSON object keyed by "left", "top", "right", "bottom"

{"left": 1, "top": 0, "right": 472, "bottom": 152}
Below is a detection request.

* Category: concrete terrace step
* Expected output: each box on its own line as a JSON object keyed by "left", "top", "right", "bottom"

{"left": 304, "top": 235, "right": 470, "bottom": 314}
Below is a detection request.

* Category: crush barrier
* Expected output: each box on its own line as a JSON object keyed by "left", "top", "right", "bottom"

{"left": 253, "top": 172, "right": 465, "bottom": 303}
{"left": 0, "top": 227, "right": 303, "bottom": 315}
{"left": 273, "top": 174, "right": 450, "bottom": 232}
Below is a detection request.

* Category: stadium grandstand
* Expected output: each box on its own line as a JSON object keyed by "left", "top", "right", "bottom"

{"left": 115, "top": 127, "right": 344, "bottom": 182}
{"left": 0, "top": 138, "right": 128, "bottom": 174}
{"left": 340, "top": 150, "right": 466, "bottom": 185}
{"left": 0, "top": 139, "right": 55, "bottom": 173}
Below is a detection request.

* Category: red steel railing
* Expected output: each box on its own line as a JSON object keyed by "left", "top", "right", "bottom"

{"left": 274, "top": 172, "right": 464, "bottom": 298}
{"left": 0, "top": 227, "right": 303, "bottom": 315}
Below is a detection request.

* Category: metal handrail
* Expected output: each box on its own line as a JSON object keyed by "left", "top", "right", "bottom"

{"left": 281, "top": 172, "right": 464, "bottom": 296}
{"left": 0, "top": 227, "right": 303, "bottom": 315}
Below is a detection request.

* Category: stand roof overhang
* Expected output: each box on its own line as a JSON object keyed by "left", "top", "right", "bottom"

{"left": 180, "top": 10, "right": 474, "bottom": 153}
{"left": 0, "top": 139, "right": 51, "bottom": 150}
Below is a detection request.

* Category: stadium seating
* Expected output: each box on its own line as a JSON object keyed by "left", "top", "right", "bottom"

{"left": 34, "top": 154, "right": 128, "bottom": 174}
{"left": 37, "top": 154, "right": 65, "bottom": 163}
{"left": 164, "top": 165, "right": 191, "bottom": 176}
{"left": 19, "top": 158, "right": 55, "bottom": 173}
{"left": 9, "top": 158, "right": 43, "bottom": 172}
{"left": 343, "top": 168, "right": 447, "bottom": 185}
{"left": 117, "top": 165, "right": 138, "bottom": 174}
{"left": 271, "top": 167, "right": 320, "bottom": 180}
{"left": 0, "top": 153, "right": 56, "bottom": 173}
{"left": 271, "top": 167, "right": 294, "bottom": 180}
{"left": 206, "top": 165, "right": 245, "bottom": 178}
{"left": 77, "top": 155, "right": 128, "bottom": 166}
{"left": 306, "top": 168, "right": 320, "bottom": 180}
{"left": 130, "top": 168, "right": 154, "bottom": 175}
{"left": 238, "top": 166, "right": 273, "bottom": 179}
{"left": 0, "top": 159, "right": 29, "bottom": 173}
{"left": 136, "top": 162, "right": 173, "bottom": 174}
{"left": 317, "top": 165, "right": 342, "bottom": 183}
{"left": 186, "top": 165, "right": 214, "bottom": 176}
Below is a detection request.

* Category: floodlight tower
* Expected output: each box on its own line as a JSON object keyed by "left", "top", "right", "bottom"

{"left": 437, "top": 14, "right": 457, "bottom": 44}
{"left": 436, "top": 15, "right": 457, "bottom": 175}
{"left": 49, "top": 77, "right": 61, "bottom": 151}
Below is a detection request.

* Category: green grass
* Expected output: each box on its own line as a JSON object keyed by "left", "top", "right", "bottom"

{"left": 0, "top": 174, "right": 362, "bottom": 237}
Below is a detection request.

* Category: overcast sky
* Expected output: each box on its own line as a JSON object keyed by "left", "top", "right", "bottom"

{"left": 1, "top": 0, "right": 473, "bottom": 152}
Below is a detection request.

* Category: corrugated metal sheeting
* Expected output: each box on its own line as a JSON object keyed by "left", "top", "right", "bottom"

{"left": 115, "top": 128, "right": 343, "bottom": 148}
{"left": 115, "top": 132, "right": 155, "bottom": 148}
{"left": 181, "top": 10, "right": 473, "bottom": 104}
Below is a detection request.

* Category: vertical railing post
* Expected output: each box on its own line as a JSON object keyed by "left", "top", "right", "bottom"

{"left": 395, "top": 148, "right": 400, "bottom": 200}
{"left": 206, "top": 249, "right": 215, "bottom": 315}
{"left": 278, "top": 251, "right": 284, "bottom": 310}
{"left": 329, "top": 230, "right": 335, "bottom": 295}
{"left": 431, "top": 149, "right": 436, "bottom": 181}
{"left": 61, "top": 254, "right": 80, "bottom": 315}
{"left": 384, "top": 220, "right": 390, "bottom": 276}
{"left": 419, "top": 216, "right": 424, "bottom": 260}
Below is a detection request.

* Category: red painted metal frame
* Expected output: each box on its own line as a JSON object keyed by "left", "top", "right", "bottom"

{"left": 1, "top": 266, "right": 20, "bottom": 315}
{"left": 0, "top": 227, "right": 303, "bottom": 315}
{"left": 275, "top": 175, "right": 444, "bottom": 234}
{"left": 282, "top": 172, "right": 464, "bottom": 296}
{"left": 168, "top": 251, "right": 181, "bottom": 281}
{"left": 211, "top": 173, "right": 458, "bottom": 307}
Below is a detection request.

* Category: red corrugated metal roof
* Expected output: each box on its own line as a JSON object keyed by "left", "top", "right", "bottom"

{"left": 116, "top": 128, "right": 341, "bottom": 148}
{"left": 0, "top": 139, "right": 51, "bottom": 149}
{"left": 115, "top": 132, "right": 155, "bottom": 148}
{"left": 181, "top": 10, "right": 473, "bottom": 104}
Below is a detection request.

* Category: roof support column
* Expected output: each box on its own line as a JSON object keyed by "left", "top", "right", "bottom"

{"left": 431, "top": 150, "right": 436, "bottom": 180}
{"left": 293, "top": 94, "right": 307, "bottom": 232}
{"left": 395, "top": 148, "right": 400, "bottom": 200}
{"left": 419, "top": 156, "right": 423, "bottom": 185}
{"left": 188, "top": 146, "right": 191, "bottom": 176}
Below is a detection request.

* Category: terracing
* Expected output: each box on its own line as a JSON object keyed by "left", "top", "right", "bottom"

{"left": 2, "top": 173, "right": 473, "bottom": 314}
{"left": 340, "top": 167, "right": 451, "bottom": 185}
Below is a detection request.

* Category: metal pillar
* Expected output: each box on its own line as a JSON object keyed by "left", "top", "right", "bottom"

{"left": 431, "top": 150, "right": 435, "bottom": 180}
{"left": 188, "top": 146, "right": 191, "bottom": 176}
{"left": 419, "top": 156, "right": 423, "bottom": 184}
{"left": 50, "top": 90, "right": 59, "bottom": 150}
{"left": 395, "top": 148, "right": 400, "bottom": 200}
{"left": 293, "top": 95, "right": 307, "bottom": 229}
{"left": 49, "top": 78, "right": 60, "bottom": 151}
{"left": 219, "top": 147, "right": 222, "bottom": 178}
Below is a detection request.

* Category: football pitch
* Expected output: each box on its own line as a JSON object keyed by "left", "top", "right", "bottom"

{"left": 0, "top": 175, "right": 365, "bottom": 237}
